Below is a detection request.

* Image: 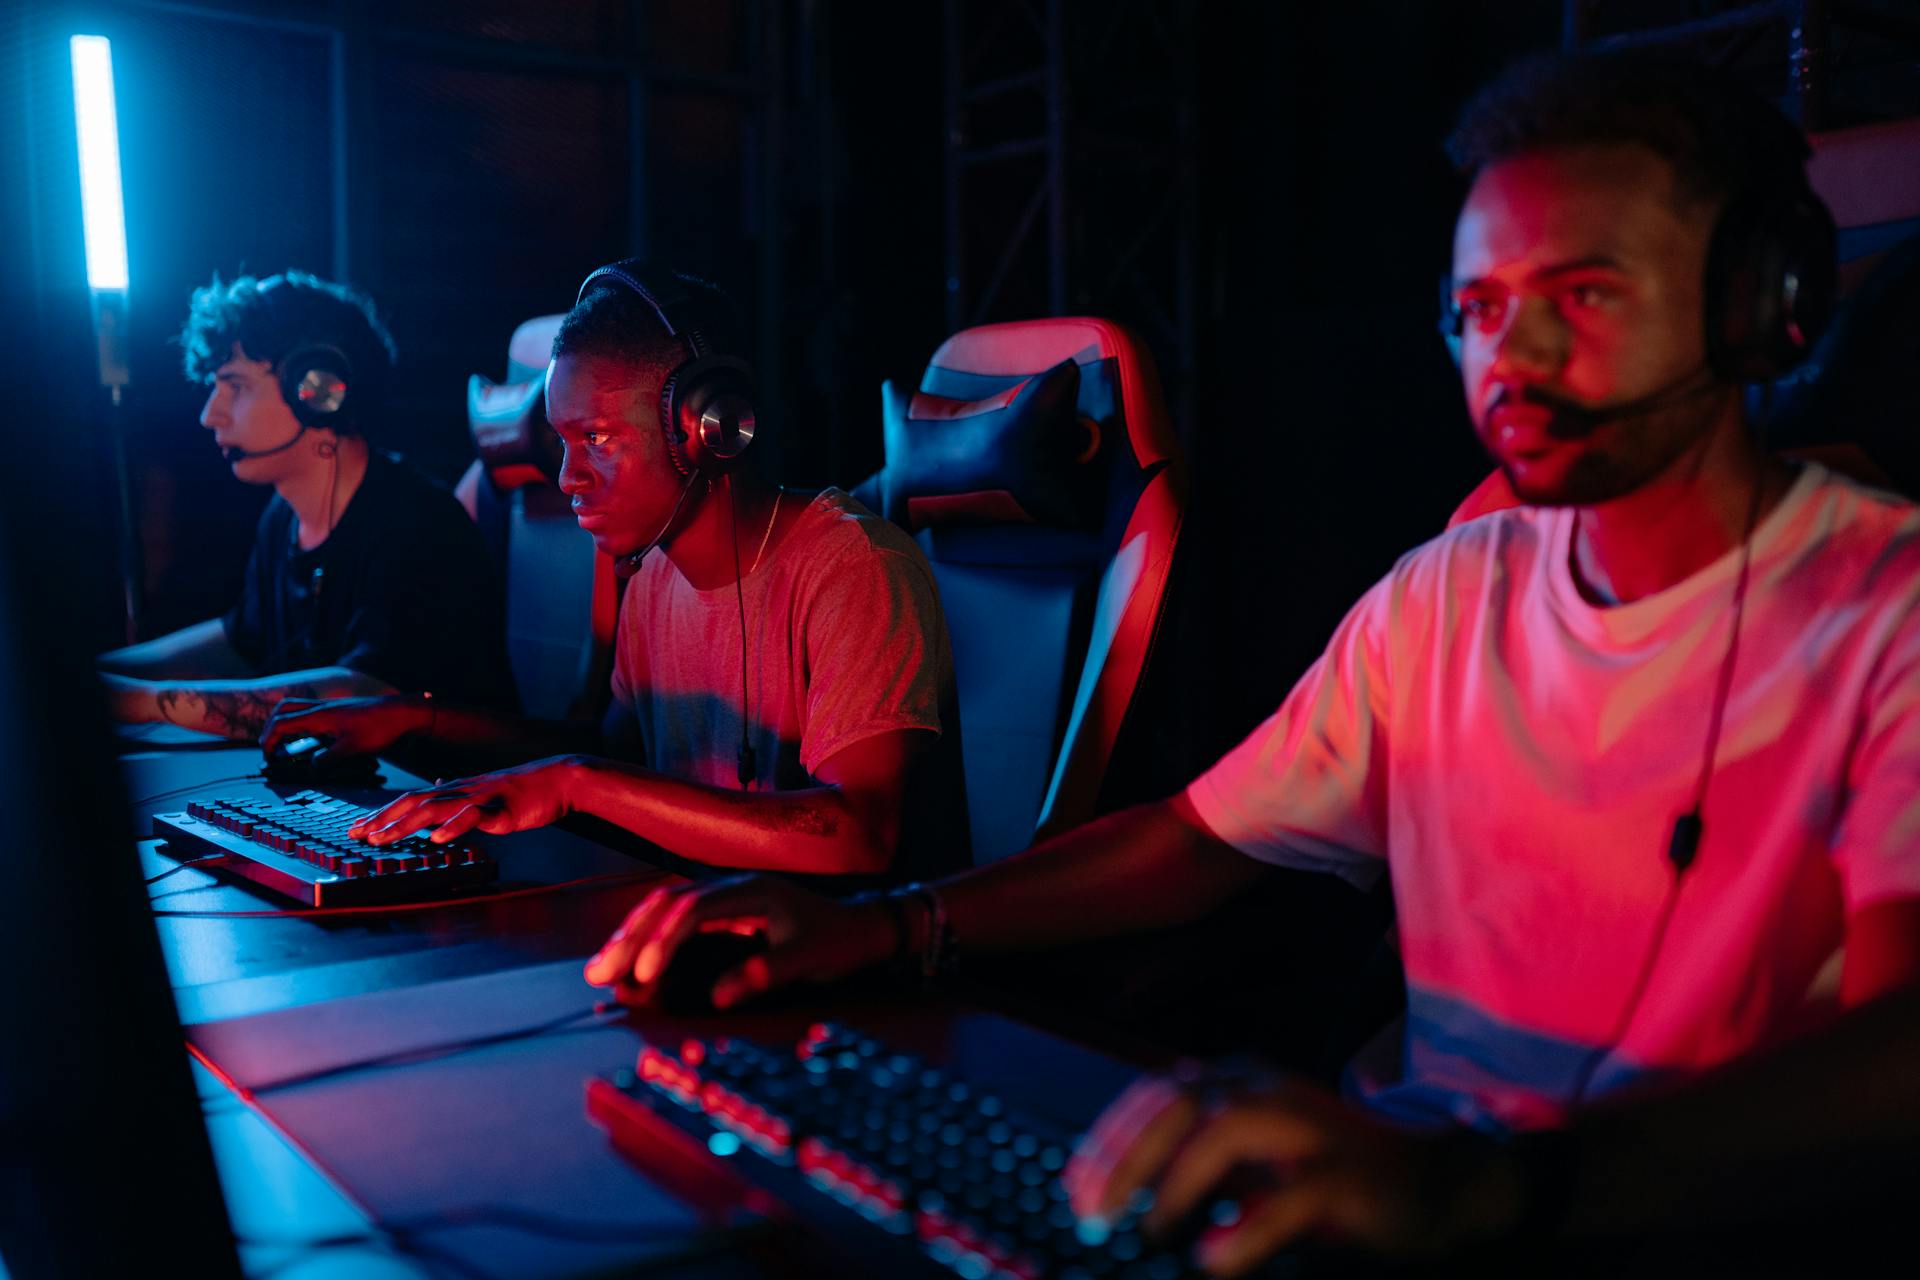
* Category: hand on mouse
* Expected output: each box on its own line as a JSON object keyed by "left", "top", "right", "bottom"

{"left": 262, "top": 695, "right": 431, "bottom": 758}
{"left": 584, "top": 874, "right": 900, "bottom": 1010}
{"left": 1064, "top": 1068, "right": 1526, "bottom": 1273}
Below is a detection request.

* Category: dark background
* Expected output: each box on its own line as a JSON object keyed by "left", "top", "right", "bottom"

{"left": 5, "top": 0, "right": 1917, "bottom": 791}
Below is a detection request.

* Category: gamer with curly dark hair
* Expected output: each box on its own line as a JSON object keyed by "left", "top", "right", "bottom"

{"left": 98, "top": 271, "right": 516, "bottom": 739}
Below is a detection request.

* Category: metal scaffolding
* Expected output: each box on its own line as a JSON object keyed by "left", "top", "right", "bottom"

{"left": 1563, "top": 0, "right": 1920, "bottom": 130}
{"left": 941, "top": 0, "right": 1198, "bottom": 428}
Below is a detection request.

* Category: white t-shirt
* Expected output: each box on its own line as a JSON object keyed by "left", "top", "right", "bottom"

{"left": 1188, "top": 462, "right": 1920, "bottom": 1131}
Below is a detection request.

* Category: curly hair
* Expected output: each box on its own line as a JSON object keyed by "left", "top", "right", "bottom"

{"left": 179, "top": 271, "right": 397, "bottom": 430}
{"left": 1446, "top": 49, "right": 1812, "bottom": 209}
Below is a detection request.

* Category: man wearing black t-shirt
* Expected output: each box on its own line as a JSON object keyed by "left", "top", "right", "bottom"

{"left": 99, "top": 272, "right": 515, "bottom": 739}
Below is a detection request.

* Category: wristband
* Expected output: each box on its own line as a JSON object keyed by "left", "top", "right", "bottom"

{"left": 847, "top": 884, "right": 958, "bottom": 983}
{"left": 845, "top": 889, "right": 913, "bottom": 966}
{"left": 901, "top": 883, "right": 958, "bottom": 981}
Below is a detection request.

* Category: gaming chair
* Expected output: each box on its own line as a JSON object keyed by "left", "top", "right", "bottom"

{"left": 461, "top": 314, "right": 618, "bottom": 719}
{"left": 853, "top": 318, "right": 1187, "bottom": 863}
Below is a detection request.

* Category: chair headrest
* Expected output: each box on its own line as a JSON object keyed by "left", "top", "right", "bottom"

{"left": 507, "top": 314, "right": 564, "bottom": 383}
{"left": 470, "top": 313, "right": 566, "bottom": 490}
{"left": 923, "top": 318, "right": 1179, "bottom": 472}
{"left": 880, "top": 358, "right": 1103, "bottom": 531}
{"left": 468, "top": 374, "right": 559, "bottom": 490}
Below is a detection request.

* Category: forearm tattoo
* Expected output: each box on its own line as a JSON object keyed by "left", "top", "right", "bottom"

{"left": 756, "top": 798, "right": 841, "bottom": 838}
{"left": 156, "top": 680, "right": 328, "bottom": 741}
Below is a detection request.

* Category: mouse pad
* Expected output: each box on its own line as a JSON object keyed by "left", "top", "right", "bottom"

{"left": 184, "top": 959, "right": 1146, "bottom": 1276}
{"left": 185, "top": 959, "right": 745, "bottom": 1278}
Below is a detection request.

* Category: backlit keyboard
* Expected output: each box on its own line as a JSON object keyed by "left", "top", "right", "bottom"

{"left": 589, "top": 1021, "right": 1201, "bottom": 1280}
{"left": 151, "top": 789, "right": 498, "bottom": 906}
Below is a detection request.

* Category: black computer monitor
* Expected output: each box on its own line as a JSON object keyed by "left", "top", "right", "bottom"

{"left": 0, "top": 475, "right": 239, "bottom": 1274}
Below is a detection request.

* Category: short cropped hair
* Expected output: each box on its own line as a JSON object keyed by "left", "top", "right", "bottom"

{"left": 550, "top": 268, "right": 745, "bottom": 375}
{"left": 180, "top": 272, "right": 396, "bottom": 428}
{"left": 1446, "top": 49, "right": 1811, "bottom": 209}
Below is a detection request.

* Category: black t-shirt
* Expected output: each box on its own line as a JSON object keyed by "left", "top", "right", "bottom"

{"left": 223, "top": 454, "right": 518, "bottom": 710}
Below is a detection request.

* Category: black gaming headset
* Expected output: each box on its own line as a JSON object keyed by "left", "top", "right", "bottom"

{"left": 572, "top": 260, "right": 759, "bottom": 476}
{"left": 277, "top": 343, "right": 354, "bottom": 429}
{"left": 1701, "top": 182, "right": 1837, "bottom": 382}
{"left": 255, "top": 277, "right": 358, "bottom": 433}
{"left": 1440, "top": 178, "right": 1838, "bottom": 384}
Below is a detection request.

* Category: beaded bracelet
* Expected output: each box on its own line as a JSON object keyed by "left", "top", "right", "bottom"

{"left": 901, "top": 883, "right": 959, "bottom": 980}
{"left": 845, "top": 883, "right": 958, "bottom": 982}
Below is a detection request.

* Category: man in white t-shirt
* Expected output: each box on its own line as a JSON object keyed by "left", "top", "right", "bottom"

{"left": 583, "top": 50, "right": 1920, "bottom": 1266}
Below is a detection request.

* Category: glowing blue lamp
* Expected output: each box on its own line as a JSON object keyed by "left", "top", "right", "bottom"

{"left": 71, "top": 36, "right": 128, "bottom": 291}
{"left": 71, "top": 34, "right": 132, "bottom": 393}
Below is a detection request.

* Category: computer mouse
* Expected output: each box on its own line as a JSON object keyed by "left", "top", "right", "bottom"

{"left": 262, "top": 734, "right": 382, "bottom": 786}
{"left": 657, "top": 931, "right": 771, "bottom": 1014}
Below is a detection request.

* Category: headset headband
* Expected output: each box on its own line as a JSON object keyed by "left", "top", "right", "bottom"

{"left": 575, "top": 262, "right": 717, "bottom": 359}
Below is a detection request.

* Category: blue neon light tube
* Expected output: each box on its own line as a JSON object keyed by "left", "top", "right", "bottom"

{"left": 70, "top": 35, "right": 129, "bottom": 292}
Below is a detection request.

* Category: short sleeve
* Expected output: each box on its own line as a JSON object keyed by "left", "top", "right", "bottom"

{"left": 796, "top": 544, "right": 950, "bottom": 776}
{"left": 1184, "top": 574, "right": 1395, "bottom": 891}
{"left": 1832, "top": 600, "right": 1920, "bottom": 911}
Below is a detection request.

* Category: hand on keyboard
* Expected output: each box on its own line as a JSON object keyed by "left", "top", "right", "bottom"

{"left": 352, "top": 756, "right": 579, "bottom": 846}
{"left": 1065, "top": 1068, "right": 1526, "bottom": 1270}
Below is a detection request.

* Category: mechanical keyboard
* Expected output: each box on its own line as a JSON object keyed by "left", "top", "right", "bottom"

{"left": 588, "top": 1021, "right": 1209, "bottom": 1280}
{"left": 151, "top": 789, "right": 498, "bottom": 906}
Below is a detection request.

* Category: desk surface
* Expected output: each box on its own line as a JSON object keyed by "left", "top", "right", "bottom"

{"left": 123, "top": 742, "right": 1157, "bottom": 1280}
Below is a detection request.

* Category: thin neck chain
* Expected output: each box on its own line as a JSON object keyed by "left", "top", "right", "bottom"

{"left": 747, "top": 488, "right": 784, "bottom": 576}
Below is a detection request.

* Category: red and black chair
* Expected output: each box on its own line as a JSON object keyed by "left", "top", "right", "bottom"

{"left": 853, "top": 318, "right": 1187, "bottom": 863}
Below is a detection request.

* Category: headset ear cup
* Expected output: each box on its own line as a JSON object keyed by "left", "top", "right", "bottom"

{"left": 1705, "top": 187, "right": 1837, "bottom": 383}
{"left": 278, "top": 343, "right": 354, "bottom": 432}
{"left": 660, "top": 356, "right": 758, "bottom": 476}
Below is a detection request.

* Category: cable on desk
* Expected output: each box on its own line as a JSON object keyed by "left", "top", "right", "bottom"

{"left": 243, "top": 1203, "right": 762, "bottom": 1245}
{"left": 151, "top": 870, "right": 659, "bottom": 917}
{"left": 243, "top": 1003, "right": 624, "bottom": 1095}
{"left": 132, "top": 772, "right": 266, "bottom": 806}
{"left": 145, "top": 853, "right": 227, "bottom": 885}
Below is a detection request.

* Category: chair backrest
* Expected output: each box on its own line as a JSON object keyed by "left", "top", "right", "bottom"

{"left": 463, "top": 313, "right": 618, "bottom": 720}
{"left": 858, "top": 318, "right": 1187, "bottom": 862}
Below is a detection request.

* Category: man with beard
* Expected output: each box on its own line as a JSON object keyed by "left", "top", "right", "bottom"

{"left": 581, "top": 50, "right": 1920, "bottom": 1268}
